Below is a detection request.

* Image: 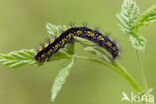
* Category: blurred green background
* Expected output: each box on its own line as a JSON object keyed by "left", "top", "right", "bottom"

{"left": 0, "top": 0, "right": 156, "bottom": 104}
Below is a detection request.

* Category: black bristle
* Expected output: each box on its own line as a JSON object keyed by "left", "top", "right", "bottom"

{"left": 34, "top": 26, "right": 119, "bottom": 63}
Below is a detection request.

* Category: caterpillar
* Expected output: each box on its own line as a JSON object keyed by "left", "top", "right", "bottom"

{"left": 34, "top": 26, "right": 119, "bottom": 62}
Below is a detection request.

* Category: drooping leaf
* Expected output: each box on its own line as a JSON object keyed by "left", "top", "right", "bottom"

{"left": 51, "top": 57, "right": 75, "bottom": 102}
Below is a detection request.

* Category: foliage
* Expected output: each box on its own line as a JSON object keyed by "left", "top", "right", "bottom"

{"left": 0, "top": 23, "right": 143, "bottom": 102}
{"left": 117, "top": 0, "right": 156, "bottom": 50}
{"left": 51, "top": 57, "right": 74, "bottom": 102}
{"left": 0, "top": 49, "right": 36, "bottom": 69}
{"left": 0, "top": 0, "right": 155, "bottom": 103}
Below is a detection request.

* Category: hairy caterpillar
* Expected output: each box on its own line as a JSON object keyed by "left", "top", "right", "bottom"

{"left": 34, "top": 26, "right": 119, "bottom": 62}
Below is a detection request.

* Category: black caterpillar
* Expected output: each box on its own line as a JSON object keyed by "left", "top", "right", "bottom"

{"left": 34, "top": 26, "right": 119, "bottom": 62}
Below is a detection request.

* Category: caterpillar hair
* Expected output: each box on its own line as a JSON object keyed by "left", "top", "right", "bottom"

{"left": 34, "top": 26, "right": 119, "bottom": 62}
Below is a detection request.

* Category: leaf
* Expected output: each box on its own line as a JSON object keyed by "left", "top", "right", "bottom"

{"left": 63, "top": 41, "right": 75, "bottom": 55}
{"left": 135, "top": 5, "right": 156, "bottom": 29}
{"left": 46, "top": 23, "right": 67, "bottom": 37}
{"left": 129, "top": 35, "right": 146, "bottom": 50}
{"left": 0, "top": 23, "right": 74, "bottom": 69}
{"left": 74, "top": 37, "right": 96, "bottom": 47}
{"left": 0, "top": 49, "right": 36, "bottom": 69}
{"left": 0, "top": 49, "right": 69, "bottom": 69}
{"left": 117, "top": 0, "right": 139, "bottom": 34}
{"left": 117, "top": 0, "right": 148, "bottom": 50}
{"left": 84, "top": 47, "right": 111, "bottom": 63}
{"left": 48, "top": 51, "right": 68, "bottom": 61}
{"left": 51, "top": 57, "right": 75, "bottom": 102}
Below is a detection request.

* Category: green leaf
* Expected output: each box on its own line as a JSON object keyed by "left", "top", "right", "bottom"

{"left": 84, "top": 47, "right": 111, "bottom": 63}
{"left": 63, "top": 42, "right": 75, "bottom": 55}
{"left": 0, "top": 49, "right": 36, "bottom": 69}
{"left": 74, "top": 37, "right": 96, "bottom": 47}
{"left": 0, "top": 49, "right": 69, "bottom": 69}
{"left": 135, "top": 5, "right": 156, "bottom": 29}
{"left": 46, "top": 23, "right": 67, "bottom": 37}
{"left": 117, "top": 0, "right": 148, "bottom": 50}
{"left": 51, "top": 57, "right": 75, "bottom": 102}
{"left": 117, "top": 1, "right": 156, "bottom": 50}
{"left": 48, "top": 51, "right": 69, "bottom": 61}
{"left": 117, "top": 0, "right": 139, "bottom": 34}
{"left": 129, "top": 35, "right": 147, "bottom": 50}
{"left": 74, "top": 36, "right": 113, "bottom": 61}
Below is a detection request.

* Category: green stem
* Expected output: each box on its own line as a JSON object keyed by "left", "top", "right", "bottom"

{"left": 136, "top": 49, "right": 148, "bottom": 90}
{"left": 76, "top": 56, "right": 120, "bottom": 74}
{"left": 112, "top": 60, "right": 142, "bottom": 92}
{"left": 76, "top": 56, "right": 142, "bottom": 92}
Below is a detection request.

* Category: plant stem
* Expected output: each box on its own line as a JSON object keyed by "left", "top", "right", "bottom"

{"left": 112, "top": 60, "right": 142, "bottom": 92}
{"left": 76, "top": 56, "right": 120, "bottom": 73}
{"left": 76, "top": 55, "right": 142, "bottom": 92}
{"left": 136, "top": 49, "right": 148, "bottom": 90}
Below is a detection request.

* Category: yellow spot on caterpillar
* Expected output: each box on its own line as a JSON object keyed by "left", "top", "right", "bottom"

{"left": 101, "top": 37, "right": 104, "bottom": 40}
{"left": 49, "top": 49, "right": 53, "bottom": 52}
{"left": 48, "top": 49, "right": 53, "bottom": 55}
{"left": 99, "top": 35, "right": 102, "bottom": 38}
{"left": 55, "top": 44, "right": 60, "bottom": 49}
{"left": 39, "top": 47, "right": 43, "bottom": 51}
{"left": 86, "top": 31, "right": 92, "bottom": 36}
{"left": 91, "top": 33, "right": 95, "bottom": 36}
{"left": 62, "top": 38, "right": 66, "bottom": 44}
{"left": 98, "top": 35, "right": 104, "bottom": 40}
{"left": 44, "top": 43, "right": 49, "bottom": 48}
{"left": 57, "top": 33, "right": 61, "bottom": 37}
{"left": 87, "top": 31, "right": 91, "bottom": 34}
{"left": 51, "top": 39, "right": 54, "bottom": 43}
{"left": 68, "top": 33, "right": 74, "bottom": 38}
{"left": 106, "top": 41, "right": 112, "bottom": 46}
{"left": 77, "top": 30, "right": 83, "bottom": 34}
{"left": 41, "top": 53, "right": 46, "bottom": 58}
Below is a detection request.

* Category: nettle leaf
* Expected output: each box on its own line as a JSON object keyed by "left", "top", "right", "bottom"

{"left": 0, "top": 49, "right": 69, "bottom": 69}
{"left": 74, "top": 37, "right": 95, "bottom": 47}
{"left": 48, "top": 51, "right": 69, "bottom": 61}
{"left": 129, "top": 35, "right": 146, "bottom": 50}
{"left": 51, "top": 57, "right": 75, "bottom": 102}
{"left": 117, "top": 0, "right": 148, "bottom": 50}
{"left": 46, "top": 23, "right": 76, "bottom": 102}
{"left": 0, "top": 23, "right": 76, "bottom": 69}
{"left": 84, "top": 47, "right": 111, "bottom": 63}
{"left": 117, "top": 0, "right": 139, "bottom": 34}
{"left": 63, "top": 42, "right": 75, "bottom": 55}
{"left": 46, "top": 23, "right": 67, "bottom": 37}
{"left": 135, "top": 5, "right": 156, "bottom": 29}
{"left": 0, "top": 49, "right": 36, "bottom": 69}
